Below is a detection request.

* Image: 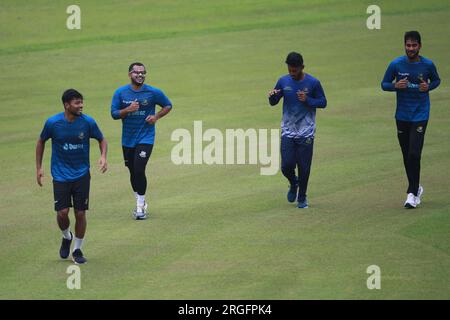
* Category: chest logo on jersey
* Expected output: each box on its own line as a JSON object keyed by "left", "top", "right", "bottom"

{"left": 283, "top": 86, "right": 293, "bottom": 91}
{"left": 123, "top": 97, "right": 151, "bottom": 106}
{"left": 398, "top": 72, "right": 410, "bottom": 77}
{"left": 78, "top": 132, "right": 85, "bottom": 140}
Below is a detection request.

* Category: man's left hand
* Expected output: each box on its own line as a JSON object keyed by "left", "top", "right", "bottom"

{"left": 297, "top": 90, "right": 307, "bottom": 102}
{"left": 98, "top": 157, "right": 107, "bottom": 173}
{"left": 145, "top": 115, "right": 158, "bottom": 124}
{"left": 419, "top": 79, "right": 429, "bottom": 92}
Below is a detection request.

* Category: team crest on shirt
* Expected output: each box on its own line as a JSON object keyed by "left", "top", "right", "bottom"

{"left": 141, "top": 99, "right": 149, "bottom": 106}
{"left": 78, "top": 132, "right": 85, "bottom": 140}
{"left": 139, "top": 151, "right": 147, "bottom": 158}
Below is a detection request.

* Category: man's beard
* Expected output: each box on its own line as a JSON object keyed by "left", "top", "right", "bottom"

{"left": 406, "top": 50, "right": 419, "bottom": 59}
{"left": 69, "top": 109, "right": 81, "bottom": 117}
{"left": 132, "top": 77, "right": 145, "bottom": 86}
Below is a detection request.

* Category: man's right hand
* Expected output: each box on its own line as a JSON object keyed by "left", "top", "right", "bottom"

{"left": 126, "top": 100, "right": 139, "bottom": 113}
{"left": 395, "top": 77, "right": 409, "bottom": 89}
{"left": 36, "top": 168, "right": 44, "bottom": 186}
{"left": 268, "top": 89, "right": 281, "bottom": 98}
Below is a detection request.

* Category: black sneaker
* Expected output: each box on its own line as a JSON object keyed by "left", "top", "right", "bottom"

{"left": 59, "top": 232, "right": 73, "bottom": 259}
{"left": 72, "top": 249, "right": 87, "bottom": 264}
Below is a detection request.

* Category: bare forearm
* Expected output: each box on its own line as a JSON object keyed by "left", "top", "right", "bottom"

{"left": 35, "top": 139, "right": 45, "bottom": 170}
{"left": 156, "top": 106, "right": 171, "bottom": 120}
{"left": 112, "top": 107, "right": 133, "bottom": 119}
{"left": 119, "top": 109, "right": 130, "bottom": 119}
{"left": 99, "top": 139, "right": 108, "bottom": 158}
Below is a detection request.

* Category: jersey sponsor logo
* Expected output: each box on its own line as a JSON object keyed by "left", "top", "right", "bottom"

{"left": 63, "top": 143, "right": 84, "bottom": 151}
{"left": 129, "top": 110, "right": 146, "bottom": 116}
{"left": 139, "top": 151, "right": 147, "bottom": 158}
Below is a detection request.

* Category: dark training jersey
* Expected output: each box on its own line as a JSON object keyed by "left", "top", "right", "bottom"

{"left": 381, "top": 55, "right": 440, "bottom": 121}
{"left": 111, "top": 84, "right": 172, "bottom": 147}
{"left": 40, "top": 113, "right": 104, "bottom": 182}
{"left": 269, "top": 74, "right": 327, "bottom": 138}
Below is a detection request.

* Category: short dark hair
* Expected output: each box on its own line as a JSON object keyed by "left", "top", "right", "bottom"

{"left": 285, "top": 52, "right": 303, "bottom": 67}
{"left": 61, "top": 89, "right": 83, "bottom": 105}
{"left": 128, "top": 62, "right": 145, "bottom": 72}
{"left": 404, "top": 31, "right": 421, "bottom": 44}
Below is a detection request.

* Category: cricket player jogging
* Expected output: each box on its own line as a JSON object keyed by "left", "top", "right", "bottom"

{"left": 268, "top": 52, "right": 327, "bottom": 208}
{"left": 36, "top": 89, "right": 108, "bottom": 264}
{"left": 381, "top": 31, "right": 441, "bottom": 208}
{"left": 111, "top": 62, "right": 172, "bottom": 220}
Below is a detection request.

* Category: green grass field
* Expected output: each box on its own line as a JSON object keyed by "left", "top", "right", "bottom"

{"left": 0, "top": 0, "right": 449, "bottom": 299}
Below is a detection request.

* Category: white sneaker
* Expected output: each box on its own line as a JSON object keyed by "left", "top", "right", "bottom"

{"left": 404, "top": 193, "right": 417, "bottom": 209}
{"left": 415, "top": 185, "right": 424, "bottom": 205}
{"left": 133, "top": 202, "right": 148, "bottom": 220}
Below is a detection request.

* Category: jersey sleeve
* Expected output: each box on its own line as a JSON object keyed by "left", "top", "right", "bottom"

{"left": 428, "top": 62, "right": 441, "bottom": 91}
{"left": 155, "top": 89, "right": 172, "bottom": 108}
{"left": 269, "top": 78, "right": 283, "bottom": 106}
{"left": 111, "top": 89, "right": 122, "bottom": 119}
{"left": 88, "top": 118, "right": 104, "bottom": 141}
{"left": 39, "top": 119, "right": 52, "bottom": 141}
{"left": 381, "top": 61, "right": 396, "bottom": 91}
{"left": 306, "top": 80, "right": 327, "bottom": 108}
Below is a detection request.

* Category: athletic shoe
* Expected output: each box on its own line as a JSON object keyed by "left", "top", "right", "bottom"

{"left": 287, "top": 184, "right": 298, "bottom": 203}
{"left": 72, "top": 249, "right": 87, "bottom": 264}
{"left": 404, "top": 193, "right": 417, "bottom": 209}
{"left": 415, "top": 185, "right": 424, "bottom": 205}
{"left": 297, "top": 197, "right": 309, "bottom": 209}
{"left": 59, "top": 232, "right": 73, "bottom": 259}
{"left": 133, "top": 202, "right": 148, "bottom": 220}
